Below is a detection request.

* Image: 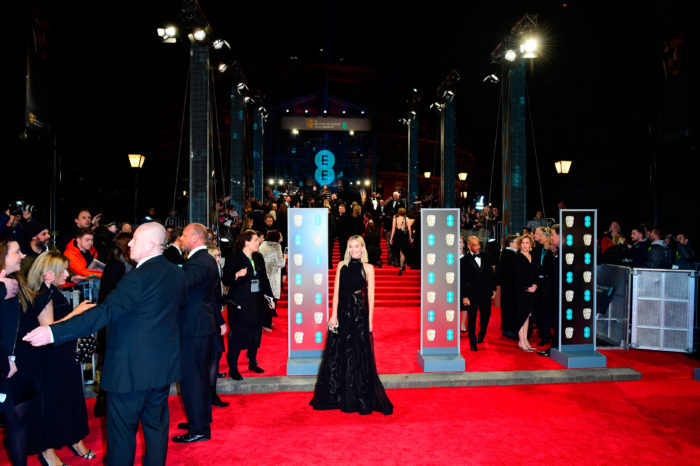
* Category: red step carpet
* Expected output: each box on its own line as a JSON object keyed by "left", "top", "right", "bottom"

{"left": 4, "top": 240, "right": 700, "bottom": 464}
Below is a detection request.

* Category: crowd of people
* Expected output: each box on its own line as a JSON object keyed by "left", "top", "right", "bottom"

{"left": 1, "top": 194, "right": 696, "bottom": 464}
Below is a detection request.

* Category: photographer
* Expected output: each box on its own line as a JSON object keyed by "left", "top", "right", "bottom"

{"left": 0, "top": 200, "right": 36, "bottom": 240}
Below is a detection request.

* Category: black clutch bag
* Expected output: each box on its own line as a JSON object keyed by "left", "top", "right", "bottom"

{"left": 75, "top": 335, "right": 98, "bottom": 364}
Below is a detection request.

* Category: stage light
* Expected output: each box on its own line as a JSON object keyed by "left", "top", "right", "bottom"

{"left": 292, "top": 129, "right": 299, "bottom": 135}
{"left": 458, "top": 172, "right": 468, "bottom": 181}
{"left": 304, "top": 109, "right": 309, "bottom": 114}
{"left": 349, "top": 130, "right": 355, "bottom": 136}
{"left": 361, "top": 110, "right": 365, "bottom": 115}
{"left": 342, "top": 110, "right": 347, "bottom": 115}
{"left": 286, "top": 109, "right": 290, "bottom": 113}
{"left": 212, "top": 39, "right": 230, "bottom": 50}
{"left": 364, "top": 180, "right": 370, "bottom": 186}
{"left": 323, "top": 110, "right": 328, "bottom": 114}
{"left": 504, "top": 49, "right": 517, "bottom": 62}
{"left": 157, "top": 26, "right": 177, "bottom": 43}
{"left": 483, "top": 74, "right": 500, "bottom": 83}
{"left": 268, "top": 179, "right": 274, "bottom": 185}
{"left": 520, "top": 37, "right": 538, "bottom": 58}
{"left": 278, "top": 179, "right": 284, "bottom": 185}
{"left": 193, "top": 29, "right": 206, "bottom": 41}
{"left": 555, "top": 160, "right": 572, "bottom": 174}
{"left": 243, "top": 96, "right": 254, "bottom": 104}
{"left": 218, "top": 63, "right": 228, "bottom": 72}
{"left": 236, "top": 82, "right": 248, "bottom": 92}
{"left": 424, "top": 171, "right": 431, "bottom": 179}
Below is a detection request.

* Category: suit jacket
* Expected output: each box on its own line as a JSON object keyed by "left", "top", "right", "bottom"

{"left": 50, "top": 255, "right": 185, "bottom": 393}
{"left": 163, "top": 244, "right": 185, "bottom": 265}
{"left": 179, "top": 249, "right": 220, "bottom": 339}
{"left": 460, "top": 251, "right": 496, "bottom": 301}
{"left": 222, "top": 250, "right": 273, "bottom": 325}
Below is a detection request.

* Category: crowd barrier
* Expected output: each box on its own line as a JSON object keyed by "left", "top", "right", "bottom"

{"left": 60, "top": 277, "right": 101, "bottom": 384}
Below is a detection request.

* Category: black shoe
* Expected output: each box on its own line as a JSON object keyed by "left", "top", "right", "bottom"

{"left": 212, "top": 395, "right": 229, "bottom": 408}
{"left": 537, "top": 349, "right": 551, "bottom": 357}
{"left": 177, "top": 422, "right": 189, "bottom": 430}
{"left": 248, "top": 365, "right": 265, "bottom": 374}
{"left": 229, "top": 370, "right": 243, "bottom": 381}
{"left": 68, "top": 444, "right": 97, "bottom": 459}
{"left": 172, "top": 433, "right": 211, "bottom": 443}
{"left": 217, "top": 372, "right": 227, "bottom": 378}
{"left": 470, "top": 343, "right": 478, "bottom": 352}
{"left": 398, "top": 268, "right": 403, "bottom": 276}
{"left": 477, "top": 335, "right": 485, "bottom": 344}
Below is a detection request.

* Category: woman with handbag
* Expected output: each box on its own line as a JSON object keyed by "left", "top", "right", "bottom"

{"left": 26, "top": 251, "right": 97, "bottom": 465}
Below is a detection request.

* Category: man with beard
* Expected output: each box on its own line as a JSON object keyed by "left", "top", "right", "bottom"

{"left": 19, "top": 221, "right": 52, "bottom": 274}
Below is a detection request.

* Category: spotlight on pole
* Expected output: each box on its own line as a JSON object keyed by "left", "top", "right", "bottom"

{"left": 482, "top": 74, "right": 500, "bottom": 83}
{"left": 218, "top": 63, "right": 228, "bottom": 73}
{"left": 520, "top": 37, "right": 539, "bottom": 58}
{"left": 212, "top": 39, "right": 230, "bottom": 50}
{"left": 157, "top": 26, "right": 178, "bottom": 43}
{"left": 192, "top": 28, "right": 207, "bottom": 41}
{"left": 504, "top": 49, "right": 518, "bottom": 62}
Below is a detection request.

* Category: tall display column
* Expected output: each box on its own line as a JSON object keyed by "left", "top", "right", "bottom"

{"left": 551, "top": 209, "right": 607, "bottom": 368}
{"left": 417, "top": 208, "right": 465, "bottom": 372}
{"left": 286, "top": 208, "right": 329, "bottom": 375}
{"left": 189, "top": 42, "right": 210, "bottom": 225}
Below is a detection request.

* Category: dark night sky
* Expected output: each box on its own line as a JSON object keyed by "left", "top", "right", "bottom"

{"left": 4, "top": 0, "right": 699, "bottom": 238}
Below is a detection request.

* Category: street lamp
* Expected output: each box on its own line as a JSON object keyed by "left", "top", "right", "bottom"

{"left": 458, "top": 172, "right": 468, "bottom": 181}
{"left": 128, "top": 154, "right": 145, "bottom": 223}
{"left": 554, "top": 160, "right": 572, "bottom": 174}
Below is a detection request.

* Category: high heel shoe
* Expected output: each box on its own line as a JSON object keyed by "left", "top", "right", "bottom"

{"left": 68, "top": 444, "right": 96, "bottom": 460}
{"left": 38, "top": 452, "right": 68, "bottom": 466}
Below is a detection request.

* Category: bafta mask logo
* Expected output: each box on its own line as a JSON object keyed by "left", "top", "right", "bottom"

{"left": 566, "top": 253, "right": 574, "bottom": 265}
{"left": 565, "top": 290, "right": 574, "bottom": 302}
{"left": 446, "top": 329, "right": 454, "bottom": 341}
{"left": 446, "top": 234, "right": 455, "bottom": 246}
{"left": 294, "top": 254, "right": 303, "bottom": 266}
{"left": 295, "top": 312, "right": 303, "bottom": 324}
{"left": 427, "top": 215, "right": 436, "bottom": 227}
{"left": 565, "top": 216, "right": 574, "bottom": 228}
{"left": 294, "top": 293, "right": 304, "bottom": 305}
{"left": 565, "top": 327, "right": 574, "bottom": 339}
{"left": 566, "top": 309, "right": 573, "bottom": 320}
{"left": 313, "top": 234, "right": 322, "bottom": 246}
{"left": 294, "top": 332, "right": 304, "bottom": 344}
{"left": 315, "top": 293, "right": 323, "bottom": 305}
{"left": 314, "top": 214, "right": 322, "bottom": 226}
{"left": 427, "top": 329, "right": 436, "bottom": 341}
{"left": 295, "top": 273, "right": 303, "bottom": 285}
{"left": 315, "top": 331, "right": 323, "bottom": 343}
{"left": 314, "top": 273, "right": 323, "bottom": 285}
{"left": 294, "top": 234, "right": 302, "bottom": 246}
{"left": 446, "top": 215, "right": 455, "bottom": 227}
{"left": 293, "top": 215, "right": 303, "bottom": 227}
{"left": 583, "top": 271, "right": 592, "bottom": 283}
{"left": 446, "top": 272, "right": 455, "bottom": 284}
{"left": 427, "top": 310, "right": 435, "bottom": 322}
{"left": 428, "top": 234, "right": 435, "bottom": 246}
{"left": 584, "top": 326, "right": 591, "bottom": 338}
{"left": 583, "top": 234, "right": 592, "bottom": 246}
{"left": 583, "top": 308, "right": 592, "bottom": 320}
{"left": 446, "top": 253, "right": 454, "bottom": 265}
{"left": 314, "top": 312, "right": 323, "bottom": 324}
{"left": 428, "top": 272, "right": 435, "bottom": 284}
{"left": 426, "top": 291, "right": 436, "bottom": 303}
{"left": 446, "top": 291, "right": 454, "bottom": 303}
{"left": 445, "top": 310, "right": 455, "bottom": 322}
{"left": 427, "top": 254, "right": 436, "bottom": 265}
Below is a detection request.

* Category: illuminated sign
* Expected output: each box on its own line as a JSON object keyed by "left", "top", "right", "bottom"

{"left": 314, "top": 149, "right": 336, "bottom": 185}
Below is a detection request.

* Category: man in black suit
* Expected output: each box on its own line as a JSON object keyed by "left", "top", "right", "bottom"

{"left": 23, "top": 222, "right": 185, "bottom": 466}
{"left": 461, "top": 235, "right": 497, "bottom": 351}
{"left": 386, "top": 191, "right": 405, "bottom": 218}
{"left": 163, "top": 227, "right": 185, "bottom": 265}
{"left": 335, "top": 203, "right": 351, "bottom": 260}
{"left": 172, "top": 223, "right": 221, "bottom": 444}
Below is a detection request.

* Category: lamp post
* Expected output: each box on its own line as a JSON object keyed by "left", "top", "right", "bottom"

{"left": 554, "top": 160, "right": 571, "bottom": 205}
{"left": 458, "top": 172, "right": 468, "bottom": 209}
{"left": 128, "top": 154, "right": 145, "bottom": 223}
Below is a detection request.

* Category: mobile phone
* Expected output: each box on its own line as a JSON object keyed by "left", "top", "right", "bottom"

{"left": 284, "top": 247, "right": 288, "bottom": 255}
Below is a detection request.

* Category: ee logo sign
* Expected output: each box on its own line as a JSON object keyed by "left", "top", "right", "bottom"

{"left": 314, "top": 150, "right": 336, "bottom": 185}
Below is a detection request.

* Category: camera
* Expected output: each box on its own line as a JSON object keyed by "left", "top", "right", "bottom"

{"left": 7, "top": 200, "right": 37, "bottom": 216}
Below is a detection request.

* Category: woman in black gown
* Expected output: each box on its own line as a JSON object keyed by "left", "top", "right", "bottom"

{"left": 310, "top": 235, "right": 393, "bottom": 415}
{"left": 363, "top": 221, "right": 382, "bottom": 267}
{"left": 222, "top": 229, "right": 274, "bottom": 380}
{"left": 27, "top": 251, "right": 96, "bottom": 465}
{"left": 498, "top": 235, "right": 519, "bottom": 339}
{"left": 0, "top": 239, "right": 50, "bottom": 465}
{"left": 513, "top": 235, "right": 538, "bottom": 352}
{"left": 390, "top": 208, "right": 412, "bottom": 275}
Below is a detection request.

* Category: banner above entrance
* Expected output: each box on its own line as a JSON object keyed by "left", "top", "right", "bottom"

{"left": 281, "top": 116, "right": 372, "bottom": 132}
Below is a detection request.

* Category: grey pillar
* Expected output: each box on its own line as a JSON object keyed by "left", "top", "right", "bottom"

{"left": 440, "top": 99, "right": 456, "bottom": 208}
{"left": 501, "top": 61, "right": 527, "bottom": 236}
{"left": 189, "top": 42, "right": 210, "bottom": 225}
{"left": 229, "top": 88, "right": 244, "bottom": 213}
{"left": 408, "top": 116, "right": 419, "bottom": 209}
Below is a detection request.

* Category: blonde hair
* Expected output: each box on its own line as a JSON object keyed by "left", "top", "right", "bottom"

{"left": 535, "top": 226, "right": 551, "bottom": 249}
{"left": 516, "top": 234, "right": 533, "bottom": 251}
{"left": 27, "top": 251, "right": 69, "bottom": 292}
{"left": 343, "top": 235, "right": 368, "bottom": 264}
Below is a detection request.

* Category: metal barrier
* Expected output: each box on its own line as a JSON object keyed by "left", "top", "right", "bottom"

{"left": 596, "top": 265, "right": 632, "bottom": 349}
{"left": 631, "top": 268, "right": 697, "bottom": 353}
{"left": 60, "top": 278, "right": 101, "bottom": 384}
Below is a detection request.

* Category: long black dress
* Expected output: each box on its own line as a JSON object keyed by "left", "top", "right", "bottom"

{"left": 498, "top": 248, "right": 519, "bottom": 336}
{"left": 31, "top": 286, "right": 89, "bottom": 452}
{"left": 310, "top": 259, "right": 393, "bottom": 415}
{"left": 513, "top": 253, "right": 538, "bottom": 331}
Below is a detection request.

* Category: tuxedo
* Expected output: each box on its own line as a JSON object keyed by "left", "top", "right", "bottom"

{"left": 363, "top": 198, "right": 381, "bottom": 225}
{"left": 386, "top": 198, "right": 405, "bottom": 217}
{"left": 335, "top": 212, "right": 352, "bottom": 260}
{"left": 178, "top": 248, "right": 220, "bottom": 437}
{"left": 50, "top": 255, "right": 185, "bottom": 466}
{"left": 460, "top": 251, "right": 496, "bottom": 345}
{"left": 163, "top": 244, "right": 185, "bottom": 265}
